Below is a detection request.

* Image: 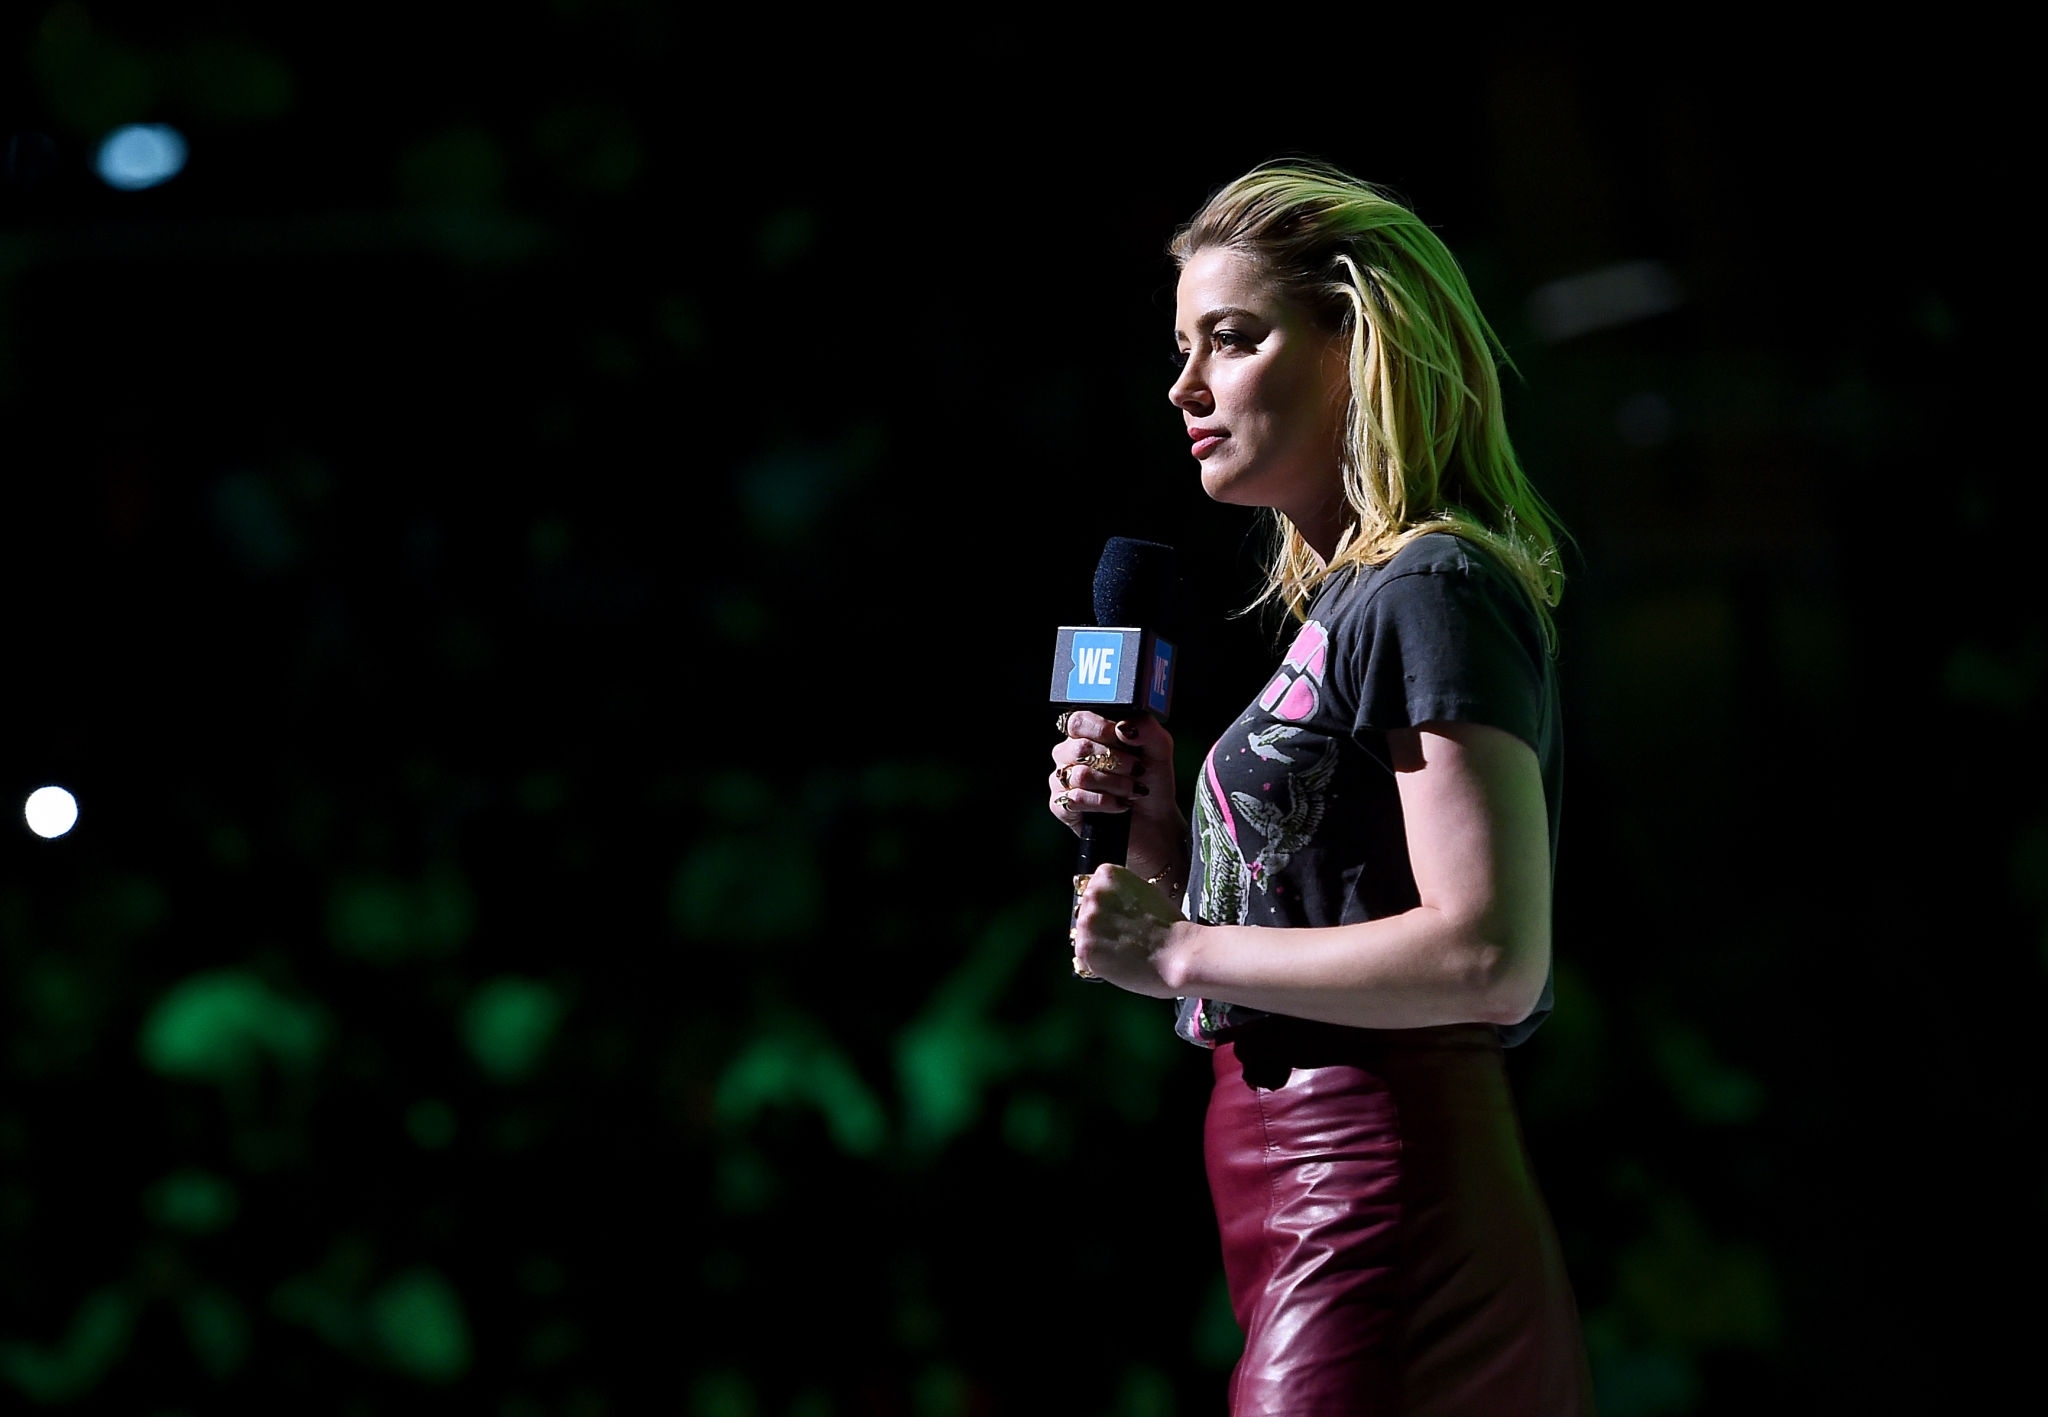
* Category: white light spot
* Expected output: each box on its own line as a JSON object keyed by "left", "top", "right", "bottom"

{"left": 25, "top": 786, "right": 79, "bottom": 839}
{"left": 95, "top": 124, "right": 188, "bottom": 191}
{"left": 1526, "top": 260, "right": 1683, "bottom": 343}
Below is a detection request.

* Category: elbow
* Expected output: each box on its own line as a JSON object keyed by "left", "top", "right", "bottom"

{"left": 1467, "top": 924, "right": 1550, "bottom": 1027}
{"left": 1481, "top": 974, "right": 1547, "bottom": 1029}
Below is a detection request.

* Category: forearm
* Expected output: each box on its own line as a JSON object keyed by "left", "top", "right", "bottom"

{"left": 1154, "top": 906, "right": 1547, "bottom": 1030}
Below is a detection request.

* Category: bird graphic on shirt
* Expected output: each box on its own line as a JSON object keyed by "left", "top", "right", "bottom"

{"left": 1232, "top": 738, "right": 1340, "bottom": 891}
{"left": 1246, "top": 723, "right": 1301, "bottom": 763}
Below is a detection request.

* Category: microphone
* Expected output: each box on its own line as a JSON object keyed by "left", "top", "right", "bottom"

{"left": 1050, "top": 537, "right": 1183, "bottom": 883}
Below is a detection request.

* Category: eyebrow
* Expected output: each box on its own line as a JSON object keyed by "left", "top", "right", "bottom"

{"left": 1174, "top": 305, "right": 1262, "bottom": 342}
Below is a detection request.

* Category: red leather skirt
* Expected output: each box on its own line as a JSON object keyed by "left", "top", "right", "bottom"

{"left": 1205, "top": 1019, "right": 1592, "bottom": 1416}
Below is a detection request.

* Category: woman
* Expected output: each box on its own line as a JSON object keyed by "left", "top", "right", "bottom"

{"left": 1050, "top": 162, "right": 1592, "bottom": 1414}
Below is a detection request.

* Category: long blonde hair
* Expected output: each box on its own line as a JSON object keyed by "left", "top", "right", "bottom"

{"left": 1171, "top": 160, "right": 1565, "bottom": 644}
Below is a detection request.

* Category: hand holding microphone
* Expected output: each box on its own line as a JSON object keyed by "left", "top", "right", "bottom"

{"left": 1049, "top": 538, "right": 1193, "bottom": 980}
{"left": 1051, "top": 709, "right": 1186, "bottom": 986}
{"left": 1047, "top": 710, "right": 1174, "bottom": 856}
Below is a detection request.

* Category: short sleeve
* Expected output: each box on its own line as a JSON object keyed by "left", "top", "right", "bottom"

{"left": 1338, "top": 541, "right": 1547, "bottom": 751}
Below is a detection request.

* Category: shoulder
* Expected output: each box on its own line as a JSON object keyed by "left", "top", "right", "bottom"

{"left": 1379, "top": 531, "right": 1516, "bottom": 592}
{"left": 1317, "top": 533, "right": 1556, "bottom": 746}
{"left": 1321, "top": 532, "right": 1526, "bottom": 624}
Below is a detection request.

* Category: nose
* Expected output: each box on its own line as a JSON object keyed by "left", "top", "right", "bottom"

{"left": 1168, "top": 355, "right": 1211, "bottom": 416}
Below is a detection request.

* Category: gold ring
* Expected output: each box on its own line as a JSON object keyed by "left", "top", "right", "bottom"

{"left": 1057, "top": 764, "right": 1075, "bottom": 788}
{"left": 1082, "top": 752, "right": 1116, "bottom": 773}
{"left": 1072, "top": 956, "right": 1096, "bottom": 979}
{"left": 1055, "top": 792, "right": 1073, "bottom": 813}
{"left": 1055, "top": 712, "right": 1073, "bottom": 736}
{"left": 1072, "top": 873, "right": 1091, "bottom": 893}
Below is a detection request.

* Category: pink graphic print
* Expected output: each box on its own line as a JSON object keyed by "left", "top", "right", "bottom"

{"left": 1255, "top": 620, "right": 1329, "bottom": 722}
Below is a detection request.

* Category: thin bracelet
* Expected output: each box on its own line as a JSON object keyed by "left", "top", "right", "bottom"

{"left": 1146, "top": 867, "right": 1185, "bottom": 898}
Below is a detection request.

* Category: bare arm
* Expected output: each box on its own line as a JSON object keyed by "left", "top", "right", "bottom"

{"left": 1074, "top": 719, "right": 1550, "bottom": 1029}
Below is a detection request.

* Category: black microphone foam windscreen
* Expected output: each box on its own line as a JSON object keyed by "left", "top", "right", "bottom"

{"left": 1092, "top": 537, "right": 1179, "bottom": 628}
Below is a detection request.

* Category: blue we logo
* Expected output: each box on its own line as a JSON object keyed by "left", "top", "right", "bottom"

{"left": 1065, "top": 632, "right": 1122, "bottom": 702}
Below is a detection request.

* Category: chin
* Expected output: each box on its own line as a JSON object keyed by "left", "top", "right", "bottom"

{"left": 1199, "top": 466, "right": 1256, "bottom": 507}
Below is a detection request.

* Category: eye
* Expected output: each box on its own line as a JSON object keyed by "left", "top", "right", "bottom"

{"left": 1212, "top": 328, "right": 1244, "bottom": 349}
{"left": 1169, "top": 347, "right": 1190, "bottom": 370}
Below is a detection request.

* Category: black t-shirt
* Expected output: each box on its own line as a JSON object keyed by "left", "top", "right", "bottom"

{"left": 1175, "top": 532, "right": 1562, "bottom": 1048}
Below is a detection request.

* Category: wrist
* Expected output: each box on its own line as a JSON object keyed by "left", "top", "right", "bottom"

{"left": 1143, "top": 863, "right": 1186, "bottom": 901}
{"left": 1155, "top": 918, "right": 1203, "bottom": 994}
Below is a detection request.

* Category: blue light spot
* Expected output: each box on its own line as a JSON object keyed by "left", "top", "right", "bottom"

{"left": 95, "top": 125, "right": 188, "bottom": 191}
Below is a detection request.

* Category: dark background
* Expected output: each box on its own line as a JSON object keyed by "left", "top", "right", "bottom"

{"left": 3, "top": 10, "right": 2041, "bottom": 1414}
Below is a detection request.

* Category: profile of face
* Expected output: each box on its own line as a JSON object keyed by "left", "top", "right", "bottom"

{"left": 1169, "top": 246, "right": 1352, "bottom": 554}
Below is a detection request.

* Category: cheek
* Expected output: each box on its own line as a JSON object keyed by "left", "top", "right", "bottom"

{"left": 1285, "top": 374, "right": 1340, "bottom": 445}
{"left": 1234, "top": 369, "right": 1287, "bottom": 426}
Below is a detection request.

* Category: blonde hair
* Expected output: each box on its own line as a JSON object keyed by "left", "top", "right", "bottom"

{"left": 1170, "top": 160, "right": 1566, "bottom": 644}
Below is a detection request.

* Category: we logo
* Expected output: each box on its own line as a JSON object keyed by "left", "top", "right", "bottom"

{"left": 1066, "top": 632, "right": 1123, "bottom": 702}
{"left": 1147, "top": 640, "right": 1176, "bottom": 714}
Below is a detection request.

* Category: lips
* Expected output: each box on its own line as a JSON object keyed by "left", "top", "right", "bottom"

{"left": 1188, "top": 426, "right": 1226, "bottom": 459}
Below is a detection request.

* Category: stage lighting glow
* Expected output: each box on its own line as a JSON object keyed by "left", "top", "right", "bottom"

{"left": 1526, "top": 260, "right": 1682, "bottom": 343}
{"left": 25, "top": 786, "right": 78, "bottom": 838}
{"left": 96, "top": 124, "right": 188, "bottom": 190}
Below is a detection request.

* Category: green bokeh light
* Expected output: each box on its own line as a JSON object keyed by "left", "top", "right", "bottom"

{"left": 691, "top": 1369, "right": 758, "bottom": 1417}
{"left": 672, "top": 835, "right": 821, "bottom": 942}
{"left": 138, "top": 971, "right": 327, "bottom": 1083}
{"left": 463, "top": 978, "right": 563, "bottom": 1082}
{"left": 1651, "top": 1025, "right": 1763, "bottom": 1126}
{"left": 178, "top": 1286, "right": 250, "bottom": 1379}
{"left": 715, "top": 1020, "right": 887, "bottom": 1157}
{"left": 368, "top": 1267, "right": 471, "bottom": 1383}
{"left": 0, "top": 1286, "right": 134, "bottom": 1404}
{"left": 146, "top": 1168, "right": 239, "bottom": 1234}
{"left": 893, "top": 904, "right": 1038, "bottom": 1155}
{"left": 327, "top": 869, "right": 474, "bottom": 963}
{"left": 406, "top": 1098, "right": 458, "bottom": 1149}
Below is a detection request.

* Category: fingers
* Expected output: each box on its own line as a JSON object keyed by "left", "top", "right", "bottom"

{"left": 1070, "top": 867, "right": 1104, "bottom": 978}
{"left": 1071, "top": 864, "right": 1176, "bottom": 986}
{"left": 1109, "top": 714, "right": 1174, "bottom": 763}
{"left": 1049, "top": 778, "right": 1084, "bottom": 827}
{"left": 1053, "top": 714, "right": 1154, "bottom": 783}
{"left": 1069, "top": 863, "right": 1131, "bottom": 925}
{"left": 1056, "top": 709, "right": 1115, "bottom": 743}
{"left": 1048, "top": 748, "right": 1148, "bottom": 812}
{"left": 1058, "top": 713, "right": 1172, "bottom": 765}
{"left": 1051, "top": 714, "right": 1173, "bottom": 833}
{"left": 1050, "top": 742, "right": 1133, "bottom": 824}
{"left": 1047, "top": 767, "right": 1135, "bottom": 823}
{"left": 1055, "top": 745, "right": 1143, "bottom": 782}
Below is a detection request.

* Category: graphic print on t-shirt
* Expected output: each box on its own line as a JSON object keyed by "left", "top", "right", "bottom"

{"left": 1177, "top": 537, "right": 1563, "bottom": 1049}
{"left": 1193, "top": 619, "right": 1340, "bottom": 928}
{"left": 1255, "top": 618, "right": 1328, "bottom": 721}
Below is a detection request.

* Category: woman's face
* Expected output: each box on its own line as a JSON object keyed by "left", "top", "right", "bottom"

{"left": 1169, "top": 246, "right": 1351, "bottom": 555}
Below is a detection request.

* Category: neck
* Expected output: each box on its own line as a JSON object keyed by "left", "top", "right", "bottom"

{"left": 1288, "top": 501, "right": 1348, "bottom": 566}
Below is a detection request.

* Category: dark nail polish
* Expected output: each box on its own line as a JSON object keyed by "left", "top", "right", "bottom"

{"left": 1133, "top": 782, "right": 1150, "bottom": 797}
